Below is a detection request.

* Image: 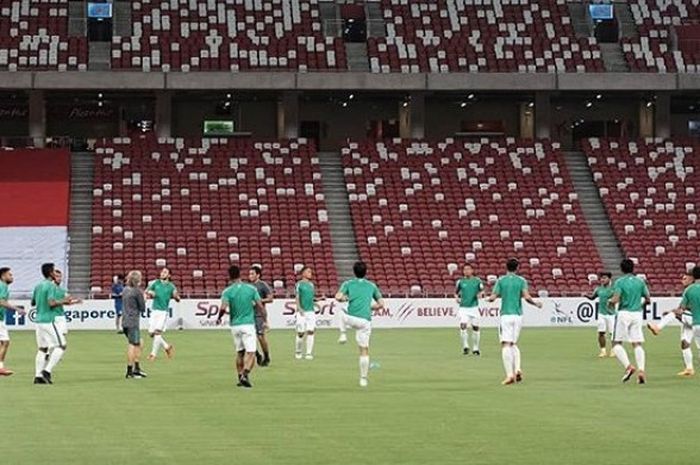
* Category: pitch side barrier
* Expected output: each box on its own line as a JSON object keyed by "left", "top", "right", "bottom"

{"left": 3, "top": 297, "right": 684, "bottom": 331}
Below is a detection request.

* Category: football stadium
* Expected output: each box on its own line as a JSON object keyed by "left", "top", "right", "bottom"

{"left": 1, "top": 1, "right": 700, "bottom": 464}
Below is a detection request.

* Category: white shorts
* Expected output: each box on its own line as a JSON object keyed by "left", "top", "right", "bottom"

{"left": 499, "top": 315, "right": 523, "bottom": 343}
{"left": 0, "top": 322, "right": 9, "bottom": 342}
{"left": 54, "top": 315, "right": 68, "bottom": 336}
{"left": 296, "top": 311, "right": 317, "bottom": 333}
{"left": 458, "top": 307, "right": 480, "bottom": 326}
{"left": 148, "top": 310, "right": 168, "bottom": 334}
{"left": 681, "top": 313, "right": 695, "bottom": 343}
{"left": 342, "top": 313, "right": 372, "bottom": 348}
{"left": 613, "top": 311, "right": 644, "bottom": 343}
{"left": 35, "top": 322, "right": 65, "bottom": 349}
{"left": 597, "top": 314, "right": 615, "bottom": 334}
{"left": 231, "top": 324, "right": 257, "bottom": 353}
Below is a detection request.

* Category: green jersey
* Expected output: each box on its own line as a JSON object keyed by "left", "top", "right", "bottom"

{"left": 296, "top": 280, "right": 316, "bottom": 313}
{"left": 612, "top": 274, "right": 649, "bottom": 312}
{"left": 221, "top": 282, "right": 261, "bottom": 326}
{"left": 339, "top": 278, "right": 382, "bottom": 321}
{"left": 52, "top": 285, "right": 67, "bottom": 316}
{"left": 493, "top": 273, "right": 528, "bottom": 316}
{"left": 32, "top": 279, "right": 57, "bottom": 324}
{"left": 0, "top": 281, "right": 8, "bottom": 321}
{"left": 147, "top": 279, "right": 177, "bottom": 311}
{"left": 680, "top": 282, "right": 700, "bottom": 326}
{"left": 456, "top": 277, "right": 483, "bottom": 308}
{"left": 593, "top": 285, "right": 615, "bottom": 316}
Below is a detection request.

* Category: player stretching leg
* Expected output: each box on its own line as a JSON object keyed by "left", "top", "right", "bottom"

{"left": 295, "top": 266, "right": 320, "bottom": 360}
{"left": 676, "top": 266, "right": 700, "bottom": 376}
{"left": 487, "top": 258, "right": 543, "bottom": 386}
{"left": 608, "top": 259, "right": 651, "bottom": 384}
{"left": 584, "top": 272, "right": 615, "bottom": 358}
{"left": 217, "top": 265, "right": 263, "bottom": 388}
{"left": 0, "top": 267, "right": 27, "bottom": 376}
{"left": 647, "top": 271, "right": 696, "bottom": 376}
{"left": 455, "top": 264, "right": 484, "bottom": 356}
{"left": 335, "top": 261, "right": 385, "bottom": 388}
{"left": 248, "top": 266, "right": 273, "bottom": 366}
{"left": 146, "top": 267, "right": 180, "bottom": 361}
{"left": 32, "top": 263, "right": 72, "bottom": 384}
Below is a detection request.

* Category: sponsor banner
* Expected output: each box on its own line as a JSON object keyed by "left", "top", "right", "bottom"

{"left": 4, "top": 297, "right": 685, "bottom": 331}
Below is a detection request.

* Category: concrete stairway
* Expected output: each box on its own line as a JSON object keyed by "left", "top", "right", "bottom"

{"left": 113, "top": 1, "right": 133, "bottom": 37}
{"left": 345, "top": 43, "right": 369, "bottom": 71}
{"left": 563, "top": 151, "right": 625, "bottom": 275}
{"left": 600, "top": 43, "right": 629, "bottom": 72}
{"left": 317, "top": 151, "right": 360, "bottom": 283}
{"left": 568, "top": 2, "right": 591, "bottom": 39}
{"left": 88, "top": 42, "right": 111, "bottom": 70}
{"left": 68, "top": 1, "right": 86, "bottom": 37}
{"left": 319, "top": 1, "right": 340, "bottom": 37}
{"left": 615, "top": 2, "right": 639, "bottom": 39}
{"left": 67, "top": 152, "right": 94, "bottom": 297}
{"left": 365, "top": 1, "right": 386, "bottom": 38}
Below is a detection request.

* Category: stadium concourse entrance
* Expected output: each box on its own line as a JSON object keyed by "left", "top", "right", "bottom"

{"left": 1, "top": 89, "right": 687, "bottom": 150}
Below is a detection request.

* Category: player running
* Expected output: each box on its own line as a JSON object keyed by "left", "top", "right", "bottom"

{"left": 145, "top": 267, "right": 180, "bottom": 361}
{"left": 487, "top": 258, "right": 543, "bottom": 386}
{"left": 248, "top": 266, "right": 273, "bottom": 366}
{"left": 295, "top": 266, "right": 319, "bottom": 360}
{"left": 455, "top": 264, "right": 484, "bottom": 356}
{"left": 608, "top": 259, "right": 651, "bottom": 384}
{"left": 647, "top": 270, "right": 698, "bottom": 376}
{"left": 0, "top": 267, "right": 27, "bottom": 376}
{"left": 584, "top": 272, "right": 615, "bottom": 358}
{"left": 217, "top": 265, "right": 263, "bottom": 388}
{"left": 52, "top": 269, "right": 82, "bottom": 338}
{"left": 335, "top": 261, "right": 385, "bottom": 388}
{"left": 32, "top": 263, "right": 72, "bottom": 384}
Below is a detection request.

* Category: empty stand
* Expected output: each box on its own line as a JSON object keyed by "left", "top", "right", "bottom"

{"left": 0, "top": 0, "right": 88, "bottom": 71}
{"left": 622, "top": 0, "right": 700, "bottom": 72}
{"left": 368, "top": 0, "right": 604, "bottom": 73}
{"left": 583, "top": 138, "right": 699, "bottom": 294}
{"left": 342, "top": 139, "right": 602, "bottom": 296}
{"left": 111, "top": 0, "right": 347, "bottom": 71}
{"left": 90, "top": 137, "right": 336, "bottom": 297}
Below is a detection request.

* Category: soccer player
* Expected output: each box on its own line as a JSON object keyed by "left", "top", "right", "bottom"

{"left": 32, "top": 263, "right": 72, "bottom": 384}
{"left": 647, "top": 270, "right": 697, "bottom": 376}
{"left": 487, "top": 258, "right": 543, "bottom": 386}
{"left": 112, "top": 274, "right": 125, "bottom": 333}
{"left": 0, "top": 267, "right": 26, "bottom": 376}
{"left": 52, "top": 269, "right": 82, "bottom": 338}
{"left": 248, "top": 266, "right": 273, "bottom": 366}
{"left": 676, "top": 266, "right": 700, "bottom": 376}
{"left": 608, "top": 259, "right": 651, "bottom": 384}
{"left": 295, "top": 266, "right": 319, "bottom": 360}
{"left": 335, "top": 261, "right": 385, "bottom": 388}
{"left": 145, "top": 267, "right": 180, "bottom": 361}
{"left": 217, "top": 265, "right": 263, "bottom": 388}
{"left": 122, "top": 270, "right": 147, "bottom": 379}
{"left": 455, "top": 264, "right": 484, "bottom": 356}
{"left": 584, "top": 272, "right": 615, "bottom": 358}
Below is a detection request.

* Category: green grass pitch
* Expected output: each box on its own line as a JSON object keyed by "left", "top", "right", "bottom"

{"left": 2, "top": 327, "right": 698, "bottom": 465}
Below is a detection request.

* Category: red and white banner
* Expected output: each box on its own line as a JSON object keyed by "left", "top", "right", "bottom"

{"left": 0, "top": 149, "right": 71, "bottom": 294}
{"left": 3, "top": 297, "right": 685, "bottom": 331}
